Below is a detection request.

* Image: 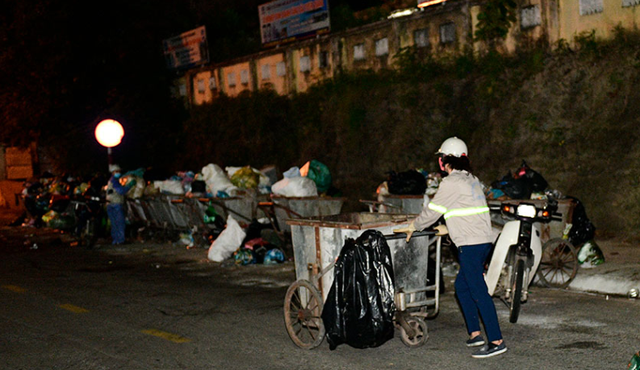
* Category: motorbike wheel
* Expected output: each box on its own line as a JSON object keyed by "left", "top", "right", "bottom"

{"left": 509, "top": 259, "right": 524, "bottom": 323}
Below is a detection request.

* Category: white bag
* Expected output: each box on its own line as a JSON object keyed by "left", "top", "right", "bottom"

{"left": 153, "top": 180, "right": 184, "bottom": 195}
{"left": 271, "top": 176, "right": 318, "bottom": 197}
{"left": 207, "top": 215, "right": 246, "bottom": 262}
{"left": 201, "top": 163, "right": 239, "bottom": 196}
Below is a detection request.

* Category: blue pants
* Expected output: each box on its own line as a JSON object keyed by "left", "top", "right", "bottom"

{"left": 106, "top": 203, "right": 126, "bottom": 244}
{"left": 455, "top": 243, "right": 503, "bottom": 342}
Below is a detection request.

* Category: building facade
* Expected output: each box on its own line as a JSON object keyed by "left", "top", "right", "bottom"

{"left": 179, "top": 0, "right": 640, "bottom": 105}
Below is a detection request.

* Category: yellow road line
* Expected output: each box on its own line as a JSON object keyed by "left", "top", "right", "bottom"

{"left": 2, "top": 285, "right": 26, "bottom": 293}
{"left": 58, "top": 303, "right": 89, "bottom": 314}
{"left": 141, "top": 329, "right": 191, "bottom": 343}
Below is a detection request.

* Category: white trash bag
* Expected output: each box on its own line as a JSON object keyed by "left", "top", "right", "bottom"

{"left": 201, "top": 163, "right": 239, "bottom": 196}
{"left": 271, "top": 176, "right": 318, "bottom": 197}
{"left": 207, "top": 215, "right": 246, "bottom": 262}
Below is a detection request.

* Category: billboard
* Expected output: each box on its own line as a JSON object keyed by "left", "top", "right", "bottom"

{"left": 259, "top": 0, "right": 330, "bottom": 46}
{"left": 163, "top": 26, "right": 210, "bottom": 70}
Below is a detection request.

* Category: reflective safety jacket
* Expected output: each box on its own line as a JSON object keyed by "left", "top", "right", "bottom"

{"left": 413, "top": 169, "right": 493, "bottom": 247}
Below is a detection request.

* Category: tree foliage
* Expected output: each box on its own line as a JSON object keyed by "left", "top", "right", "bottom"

{"left": 474, "top": 0, "right": 517, "bottom": 47}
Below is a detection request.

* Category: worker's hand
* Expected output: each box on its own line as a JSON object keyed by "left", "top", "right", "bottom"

{"left": 434, "top": 224, "right": 448, "bottom": 236}
{"left": 393, "top": 222, "right": 416, "bottom": 243}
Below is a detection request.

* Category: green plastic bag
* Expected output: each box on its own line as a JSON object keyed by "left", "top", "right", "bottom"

{"left": 203, "top": 204, "right": 218, "bottom": 224}
{"left": 577, "top": 240, "right": 605, "bottom": 268}
{"left": 628, "top": 352, "right": 640, "bottom": 370}
{"left": 301, "top": 160, "right": 332, "bottom": 194}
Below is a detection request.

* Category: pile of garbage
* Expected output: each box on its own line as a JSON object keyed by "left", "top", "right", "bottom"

{"left": 20, "top": 171, "right": 109, "bottom": 230}
{"left": 122, "top": 159, "right": 335, "bottom": 200}
{"left": 486, "top": 160, "right": 603, "bottom": 267}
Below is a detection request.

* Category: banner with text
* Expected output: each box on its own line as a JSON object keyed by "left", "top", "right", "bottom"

{"left": 163, "top": 26, "right": 209, "bottom": 70}
{"left": 259, "top": 0, "right": 330, "bottom": 46}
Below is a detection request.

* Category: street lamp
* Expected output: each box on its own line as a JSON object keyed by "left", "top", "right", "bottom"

{"left": 95, "top": 119, "right": 124, "bottom": 165}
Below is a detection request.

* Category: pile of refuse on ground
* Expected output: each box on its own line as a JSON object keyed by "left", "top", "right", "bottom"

{"left": 18, "top": 159, "right": 339, "bottom": 267}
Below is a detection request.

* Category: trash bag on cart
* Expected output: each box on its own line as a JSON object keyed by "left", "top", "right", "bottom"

{"left": 567, "top": 196, "right": 596, "bottom": 246}
{"left": 322, "top": 230, "right": 396, "bottom": 350}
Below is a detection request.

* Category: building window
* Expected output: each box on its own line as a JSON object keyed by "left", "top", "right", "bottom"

{"left": 261, "top": 64, "right": 271, "bottom": 80}
{"left": 414, "top": 28, "right": 429, "bottom": 48}
{"left": 440, "top": 22, "right": 456, "bottom": 44}
{"left": 276, "top": 61, "right": 286, "bottom": 76}
{"left": 579, "top": 0, "right": 603, "bottom": 15}
{"left": 196, "top": 79, "right": 206, "bottom": 94}
{"left": 622, "top": 0, "right": 640, "bottom": 7}
{"left": 178, "top": 84, "right": 187, "bottom": 96}
{"left": 319, "top": 51, "right": 329, "bottom": 68}
{"left": 227, "top": 72, "right": 236, "bottom": 87}
{"left": 299, "top": 55, "right": 311, "bottom": 72}
{"left": 521, "top": 5, "right": 541, "bottom": 29}
{"left": 375, "top": 38, "right": 389, "bottom": 56}
{"left": 240, "top": 70, "right": 249, "bottom": 85}
{"left": 209, "top": 77, "right": 217, "bottom": 90}
{"left": 354, "top": 43, "right": 365, "bottom": 60}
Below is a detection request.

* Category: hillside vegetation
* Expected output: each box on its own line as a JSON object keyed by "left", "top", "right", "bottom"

{"left": 179, "top": 28, "right": 640, "bottom": 241}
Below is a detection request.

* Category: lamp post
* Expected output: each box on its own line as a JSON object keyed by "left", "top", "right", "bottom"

{"left": 94, "top": 119, "right": 124, "bottom": 166}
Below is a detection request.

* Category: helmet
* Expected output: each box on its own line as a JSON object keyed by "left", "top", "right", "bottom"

{"left": 436, "top": 137, "right": 468, "bottom": 157}
{"left": 109, "top": 164, "right": 121, "bottom": 173}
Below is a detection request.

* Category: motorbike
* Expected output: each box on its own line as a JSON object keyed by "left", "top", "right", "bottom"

{"left": 484, "top": 199, "right": 564, "bottom": 323}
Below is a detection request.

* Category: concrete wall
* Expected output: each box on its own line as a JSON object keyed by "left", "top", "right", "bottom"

{"left": 556, "top": 0, "right": 640, "bottom": 43}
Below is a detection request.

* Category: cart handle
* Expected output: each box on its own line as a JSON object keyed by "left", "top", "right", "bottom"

{"left": 384, "top": 230, "right": 435, "bottom": 241}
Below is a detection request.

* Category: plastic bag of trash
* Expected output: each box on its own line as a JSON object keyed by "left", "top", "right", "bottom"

{"left": 322, "top": 230, "right": 396, "bottom": 350}
{"left": 201, "top": 163, "right": 239, "bottom": 197}
{"left": 283, "top": 166, "right": 301, "bottom": 178}
{"left": 492, "top": 171, "right": 531, "bottom": 199}
{"left": 208, "top": 215, "right": 246, "bottom": 262}
{"left": 272, "top": 176, "right": 318, "bottom": 197}
{"left": 386, "top": 170, "right": 427, "bottom": 195}
{"left": 628, "top": 351, "right": 640, "bottom": 370}
{"left": 230, "top": 166, "right": 260, "bottom": 189}
{"left": 234, "top": 248, "right": 256, "bottom": 265}
{"left": 263, "top": 248, "right": 285, "bottom": 264}
{"left": 153, "top": 180, "right": 184, "bottom": 195}
{"left": 567, "top": 196, "right": 596, "bottom": 246}
{"left": 300, "top": 160, "right": 332, "bottom": 194}
{"left": 514, "top": 160, "right": 549, "bottom": 193}
{"left": 577, "top": 240, "right": 605, "bottom": 268}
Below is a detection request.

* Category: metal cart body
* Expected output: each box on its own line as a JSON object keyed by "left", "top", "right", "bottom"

{"left": 284, "top": 212, "right": 441, "bottom": 349}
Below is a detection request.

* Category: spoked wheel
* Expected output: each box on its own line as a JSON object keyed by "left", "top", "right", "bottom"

{"left": 283, "top": 280, "right": 325, "bottom": 349}
{"left": 509, "top": 259, "right": 524, "bottom": 323}
{"left": 400, "top": 316, "right": 428, "bottom": 348}
{"left": 537, "top": 238, "right": 579, "bottom": 288}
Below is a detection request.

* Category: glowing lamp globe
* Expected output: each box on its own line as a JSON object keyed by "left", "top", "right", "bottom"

{"left": 95, "top": 119, "right": 124, "bottom": 148}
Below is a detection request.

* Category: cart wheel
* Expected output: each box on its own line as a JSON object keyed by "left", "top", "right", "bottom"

{"left": 537, "top": 238, "right": 579, "bottom": 288}
{"left": 400, "top": 317, "right": 428, "bottom": 348}
{"left": 283, "top": 279, "right": 325, "bottom": 349}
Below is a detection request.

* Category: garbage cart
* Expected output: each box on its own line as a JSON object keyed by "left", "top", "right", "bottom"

{"left": 283, "top": 212, "right": 442, "bottom": 349}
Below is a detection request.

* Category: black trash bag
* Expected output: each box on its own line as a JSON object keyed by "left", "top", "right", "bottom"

{"left": 386, "top": 170, "right": 427, "bottom": 195}
{"left": 515, "top": 160, "right": 549, "bottom": 193}
{"left": 491, "top": 171, "right": 532, "bottom": 199}
{"left": 567, "top": 196, "right": 596, "bottom": 246}
{"left": 322, "top": 230, "right": 396, "bottom": 350}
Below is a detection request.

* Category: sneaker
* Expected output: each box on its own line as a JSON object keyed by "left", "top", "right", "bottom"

{"left": 466, "top": 335, "right": 485, "bottom": 347}
{"left": 471, "top": 342, "right": 507, "bottom": 358}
